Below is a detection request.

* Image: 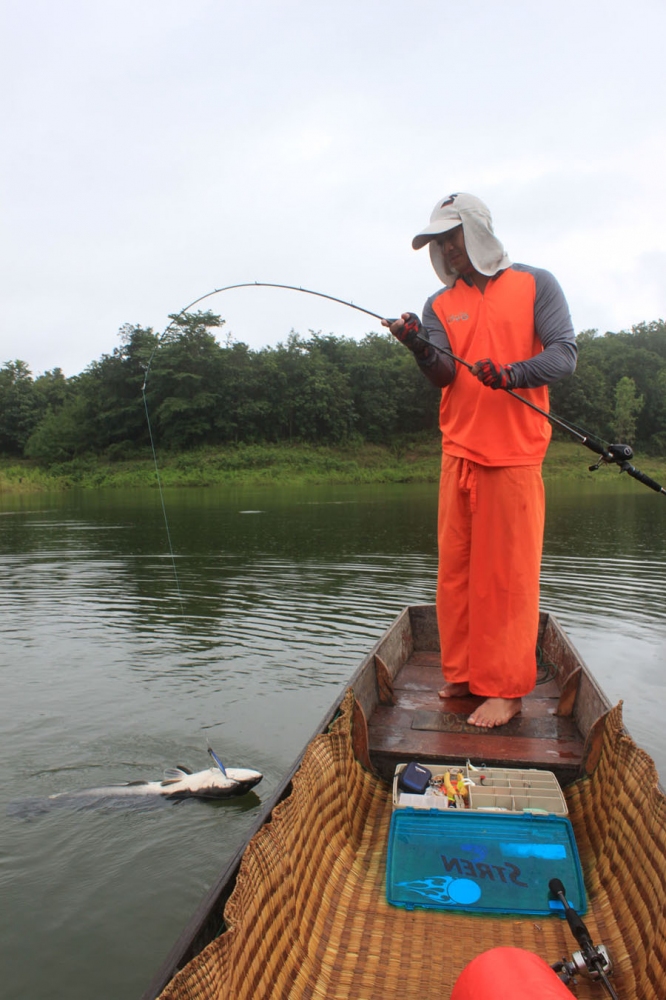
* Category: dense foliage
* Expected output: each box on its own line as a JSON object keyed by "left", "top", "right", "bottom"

{"left": 548, "top": 321, "right": 666, "bottom": 453}
{"left": 2, "top": 314, "right": 665, "bottom": 463}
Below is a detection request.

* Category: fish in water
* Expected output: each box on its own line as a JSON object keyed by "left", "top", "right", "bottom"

{"left": 8, "top": 749, "right": 263, "bottom": 817}
{"left": 49, "top": 764, "right": 263, "bottom": 802}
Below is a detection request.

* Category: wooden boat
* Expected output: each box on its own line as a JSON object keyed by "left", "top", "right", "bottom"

{"left": 142, "top": 605, "right": 666, "bottom": 1000}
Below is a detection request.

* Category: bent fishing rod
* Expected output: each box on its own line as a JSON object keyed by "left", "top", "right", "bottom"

{"left": 149, "top": 281, "right": 665, "bottom": 497}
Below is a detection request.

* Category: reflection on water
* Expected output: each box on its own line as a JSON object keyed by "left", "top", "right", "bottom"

{"left": 541, "top": 481, "right": 666, "bottom": 762}
{"left": 541, "top": 553, "right": 666, "bottom": 635}
{"left": 1, "top": 480, "right": 665, "bottom": 1000}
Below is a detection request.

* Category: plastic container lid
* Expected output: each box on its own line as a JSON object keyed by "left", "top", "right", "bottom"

{"left": 386, "top": 809, "right": 586, "bottom": 916}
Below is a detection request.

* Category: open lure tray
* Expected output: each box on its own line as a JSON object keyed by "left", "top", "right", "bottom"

{"left": 392, "top": 762, "right": 569, "bottom": 816}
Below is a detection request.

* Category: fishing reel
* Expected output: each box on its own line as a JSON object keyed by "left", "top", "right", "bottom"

{"left": 588, "top": 442, "right": 633, "bottom": 472}
{"left": 586, "top": 440, "right": 666, "bottom": 494}
{"left": 549, "top": 879, "right": 619, "bottom": 999}
{"left": 552, "top": 944, "right": 613, "bottom": 987}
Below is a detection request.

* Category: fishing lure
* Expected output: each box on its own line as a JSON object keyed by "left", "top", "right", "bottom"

{"left": 207, "top": 745, "right": 228, "bottom": 777}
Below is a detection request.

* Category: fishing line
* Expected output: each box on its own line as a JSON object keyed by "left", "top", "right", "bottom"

{"left": 140, "top": 282, "right": 402, "bottom": 612}
{"left": 141, "top": 385, "right": 185, "bottom": 612}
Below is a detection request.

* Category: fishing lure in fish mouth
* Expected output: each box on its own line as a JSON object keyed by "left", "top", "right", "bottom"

{"left": 147, "top": 281, "right": 665, "bottom": 497}
{"left": 207, "top": 745, "right": 228, "bottom": 777}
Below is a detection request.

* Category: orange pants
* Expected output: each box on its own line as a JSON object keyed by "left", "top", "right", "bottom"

{"left": 437, "top": 454, "right": 544, "bottom": 698}
{"left": 451, "top": 948, "right": 572, "bottom": 999}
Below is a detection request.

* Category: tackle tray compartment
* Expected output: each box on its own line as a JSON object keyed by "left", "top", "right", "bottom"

{"left": 392, "top": 762, "right": 568, "bottom": 815}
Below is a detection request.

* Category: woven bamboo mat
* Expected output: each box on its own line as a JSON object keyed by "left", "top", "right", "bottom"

{"left": 159, "top": 693, "right": 666, "bottom": 999}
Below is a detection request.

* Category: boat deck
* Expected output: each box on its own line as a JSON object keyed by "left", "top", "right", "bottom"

{"left": 144, "top": 607, "right": 637, "bottom": 1000}
{"left": 360, "top": 608, "right": 601, "bottom": 788}
{"left": 154, "top": 693, "right": 650, "bottom": 1000}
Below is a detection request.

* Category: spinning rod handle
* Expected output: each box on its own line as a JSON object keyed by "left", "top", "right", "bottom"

{"left": 411, "top": 331, "right": 471, "bottom": 369}
{"left": 548, "top": 879, "right": 594, "bottom": 950}
{"left": 622, "top": 462, "right": 666, "bottom": 496}
{"left": 579, "top": 436, "right": 610, "bottom": 459}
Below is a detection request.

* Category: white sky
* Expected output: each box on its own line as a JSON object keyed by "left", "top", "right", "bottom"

{"left": 2, "top": 0, "right": 665, "bottom": 377}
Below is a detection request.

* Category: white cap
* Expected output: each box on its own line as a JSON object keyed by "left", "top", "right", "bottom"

{"left": 412, "top": 192, "right": 511, "bottom": 287}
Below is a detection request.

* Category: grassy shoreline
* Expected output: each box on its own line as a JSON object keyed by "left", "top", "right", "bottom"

{"left": 1, "top": 439, "right": 664, "bottom": 494}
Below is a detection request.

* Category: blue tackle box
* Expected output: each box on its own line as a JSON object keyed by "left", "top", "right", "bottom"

{"left": 386, "top": 808, "right": 586, "bottom": 917}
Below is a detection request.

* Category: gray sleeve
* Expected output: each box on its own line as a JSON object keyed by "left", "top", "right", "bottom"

{"left": 510, "top": 266, "right": 577, "bottom": 388}
{"left": 415, "top": 292, "right": 457, "bottom": 387}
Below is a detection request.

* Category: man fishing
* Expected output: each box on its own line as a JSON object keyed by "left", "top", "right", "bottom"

{"left": 384, "top": 192, "right": 577, "bottom": 728}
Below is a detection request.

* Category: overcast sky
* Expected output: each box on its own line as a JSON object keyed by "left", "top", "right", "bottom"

{"left": 2, "top": 0, "right": 665, "bottom": 377}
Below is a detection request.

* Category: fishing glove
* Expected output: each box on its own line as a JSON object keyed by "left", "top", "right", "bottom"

{"left": 392, "top": 313, "right": 432, "bottom": 360}
{"left": 473, "top": 358, "right": 517, "bottom": 390}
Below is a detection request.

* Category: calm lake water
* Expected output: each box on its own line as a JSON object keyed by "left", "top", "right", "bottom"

{"left": 2, "top": 478, "right": 665, "bottom": 999}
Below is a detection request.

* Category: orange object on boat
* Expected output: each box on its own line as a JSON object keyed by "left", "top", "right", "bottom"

{"left": 451, "top": 947, "right": 572, "bottom": 999}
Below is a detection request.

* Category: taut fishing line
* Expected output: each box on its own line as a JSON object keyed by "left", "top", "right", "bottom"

{"left": 141, "top": 385, "right": 185, "bottom": 612}
{"left": 139, "top": 281, "right": 381, "bottom": 608}
{"left": 141, "top": 281, "right": 665, "bottom": 606}
{"left": 141, "top": 283, "right": 390, "bottom": 611}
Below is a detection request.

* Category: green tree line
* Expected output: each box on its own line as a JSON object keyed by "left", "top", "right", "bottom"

{"left": 1, "top": 313, "right": 665, "bottom": 463}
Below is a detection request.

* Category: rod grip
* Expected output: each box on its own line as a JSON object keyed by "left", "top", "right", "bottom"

{"left": 548, "top": 879, "right": 593, "bottom": 949}
{"left": 580, "top": 436, "right": 608, "bottom": 458}
{"left": 623, "top": 463, "right": 666, "bottom": 494}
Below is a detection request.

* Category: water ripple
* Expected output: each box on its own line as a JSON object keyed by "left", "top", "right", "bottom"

{"left": 1, "top": 487, "right": 665, "bottom": 1000}
{"left": 541, "top": 553, "right": 666, "bottom": 636}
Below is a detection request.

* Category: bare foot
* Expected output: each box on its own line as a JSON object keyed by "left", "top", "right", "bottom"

{"left": 439, "top": 682, "right": 471, "bottom": 699}
{"left": 467, "top": 697, "right": 522, "bottom": 728}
